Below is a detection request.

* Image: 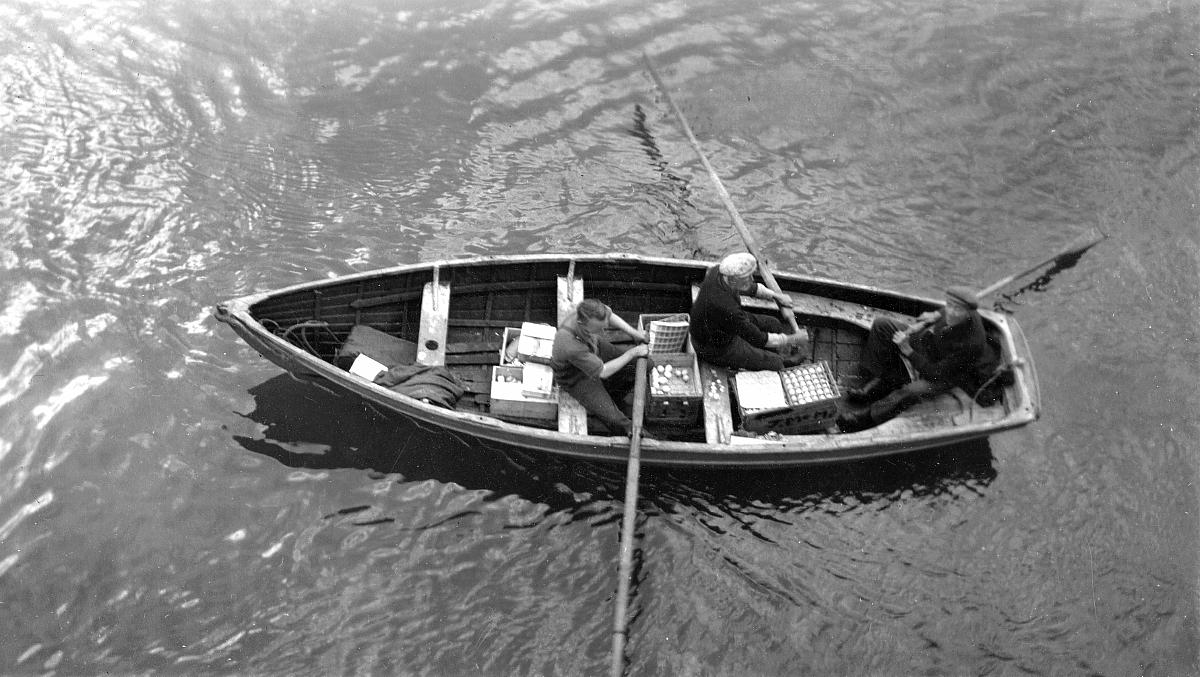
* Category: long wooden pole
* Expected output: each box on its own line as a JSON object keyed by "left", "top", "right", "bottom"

{"left": 643, "top": 52, "right": 802, "bottom": 336}
{"left": 976, "top": 228, "right": 1107, "bottom": 298}
{"left": 899, "top": 228, "right": 1108, "bottom": 337}
{"left": 609, "top": 356, "right": 649, "bottom": 677}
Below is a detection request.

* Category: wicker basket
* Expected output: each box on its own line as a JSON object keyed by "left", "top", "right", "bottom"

{"left": 638, "top": 313, "right": 690, "bottom": 354}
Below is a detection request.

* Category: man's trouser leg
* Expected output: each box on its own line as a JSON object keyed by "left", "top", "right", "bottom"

{"left": 868, "top": 378, "right": 952, "bottom": 424}
{"left": 861, "top": 318, "right": 911, "bottom": 387}
{"left": 565, "top": 377, "right": 632, "bottom": 435}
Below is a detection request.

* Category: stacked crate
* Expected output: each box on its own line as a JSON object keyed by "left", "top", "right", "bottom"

{"left": 734, "top": 361, "right": 841, "bottom": 434}
{"left": 490, "top": 323, "right": 559, "bottom": 425}
{"left": 640, "top": 314, "right": 701, "bottom": 425}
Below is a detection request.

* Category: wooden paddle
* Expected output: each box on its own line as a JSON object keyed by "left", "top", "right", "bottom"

{"left": 976, "top": 228, "right": 1107, "bottom": 298}
{"left": 609, "top": 355, "right": 649, "bottom": 677}
{"left": 643, "top": 52, "right": 804, "bottom": 338}
{"left": 900, "top": 228, "right": 1108, "bottom": 338}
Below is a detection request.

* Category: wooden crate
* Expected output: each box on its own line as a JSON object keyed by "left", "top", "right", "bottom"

{"left": 645, "top": 353, "right": 702, "bottom": 425}
{"left": 490, "top": 366, "right": 558, "bottom": 424}
{"left": 499, "top": 323, "right": 557, "bottom": 366}
{"left": 500, "top": 327, "right": 521, "bottom": 365}
{"left": 735, "top": 361, "right": 840, "bottom": 434}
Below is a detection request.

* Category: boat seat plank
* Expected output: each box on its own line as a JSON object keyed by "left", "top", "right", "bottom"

{"left": 557, "top": 391, "right": 589, "bottom": 435}
{"left": 699, "top": 363, "right": 733, "bottom": 445}
{"left": 415, "top": 280, "right": 451, "bottom": 366}
{"left": 557, "top": 274, "right": 587, "bottom": 435}
{"left": 740, "top": 293, "right": 912, "bottom": 329}
{"left": 557, "top": 275, "right": 584, "bottom": 325}
{"left": 691, "top": 284, "right": 733, "bottom": 445}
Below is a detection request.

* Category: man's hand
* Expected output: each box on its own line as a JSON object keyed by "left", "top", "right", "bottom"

{"left": 916, "top": 310, "right": 941, "bottom": 323}
{"left": 628, "top": 344, "right": 650, "bottom": 359}
{"left": 774, "top": 291, "right": 794, "bottom": 308}
{"left": 892, "top": 330, "right": 913, "bottom": 356}
{"left": 767, "top": 331, "right": 809, "bottom": 350}
{"left": 628, "top": 328, "right": 648, "bottom": 344}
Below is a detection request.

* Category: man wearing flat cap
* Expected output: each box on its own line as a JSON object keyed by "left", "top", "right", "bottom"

{"left": 837, "top": 285, "right": 1000, "bottom": 432}
{"left": 689, "top": 252, "right": 810, "bottom": 371}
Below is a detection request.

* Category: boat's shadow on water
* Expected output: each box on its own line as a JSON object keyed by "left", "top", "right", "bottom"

{"left": 233, "top": 374, "right": 633, "bottom": 511}
{"left": 638, "top": 442, "right": 997, "bottom": 521}
{"left": 233, "top": 374, "right": 997, "bottom": 514}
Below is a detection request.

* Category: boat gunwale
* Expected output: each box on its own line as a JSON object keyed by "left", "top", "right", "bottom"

{"left": 214, "top": 254, "right": 947, "bottom": 316}
{"left": 213, "top": 254, "right": 1039, "bottom": 467}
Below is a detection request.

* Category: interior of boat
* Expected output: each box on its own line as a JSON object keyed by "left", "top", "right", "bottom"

{"left": 247, "top": 259, "right": 1013, "bottom": 442}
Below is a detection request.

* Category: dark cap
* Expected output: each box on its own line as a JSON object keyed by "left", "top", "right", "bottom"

{"left": 945, "top": 285, "right": 979, "bottom": 309}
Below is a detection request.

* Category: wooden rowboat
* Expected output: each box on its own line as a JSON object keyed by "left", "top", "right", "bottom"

{"left": 212, "top": 254, "right": 1039, "bottom": 467}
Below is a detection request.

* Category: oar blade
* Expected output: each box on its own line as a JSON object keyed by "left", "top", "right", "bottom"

{"left": 1059, "top": 228, "right": 1108, "bottom": 259}
{"left": 976, "top": 228, "right": 1108, "bottom": 298}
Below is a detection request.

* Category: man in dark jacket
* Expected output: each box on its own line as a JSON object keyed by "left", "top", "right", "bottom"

{"left": 690, "top": 252, "right": 809, "bottom": 371}
{"left": 837, "top": 285, "right": 1000, "bottom": 432}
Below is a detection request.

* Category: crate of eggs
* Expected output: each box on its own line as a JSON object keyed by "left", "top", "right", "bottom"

{"left": 735, "top": 361, "right": 841, "bottom": 434}
{"left": 780, "top": 361, "right": 839, "bottom": 405}
{"left": 645, "top": 353, "right": 702, "bottom": 425}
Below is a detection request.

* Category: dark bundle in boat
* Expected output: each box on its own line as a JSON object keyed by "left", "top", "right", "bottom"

{"left": 213, "top": 254, "right": 1039, "bottom": 467}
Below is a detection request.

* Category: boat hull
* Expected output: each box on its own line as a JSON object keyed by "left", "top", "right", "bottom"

{"left": 214, "top": 254, "right": 1039, "bottom": 468}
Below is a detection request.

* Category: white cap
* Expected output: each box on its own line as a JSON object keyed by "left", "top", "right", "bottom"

{"left": 718, "top": 252, "right": 757, "bottom": 277}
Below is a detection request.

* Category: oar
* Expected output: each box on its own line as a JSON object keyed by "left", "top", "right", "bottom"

{"left": 900, "top": 228, "right": 1108, "bottom": 337}
{"left": 977, "top": 228, "right": 1107, "bottom": 298}
{"left": 643, "top": 52, "right": 803, "bottom": 337}
{"left": 609, "top": 355, "right": 649, "bottom": 677}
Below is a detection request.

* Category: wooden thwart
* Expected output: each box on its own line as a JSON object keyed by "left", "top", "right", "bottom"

{"left": 557, "top": 273, "right": 588, "bottom": 435}
{"left": 691, "top": 284, "right": 733, "bottom": 445}
{"left": 739, "top": 293, "right": 890, "bottom": 329}
{"left": 557, "top": 392, "right": 589, "bottom": 435}
{"left": 415, "top": 278, "right": 451, "bottom": 366}
{"left": 699, "top": 363, "right": 733, "bottom": 444}
{"left": 557, "top": 274, "right": 583, "bottom": 324}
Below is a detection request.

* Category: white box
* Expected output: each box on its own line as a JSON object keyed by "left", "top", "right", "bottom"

{"left": 733, "top": 370, "right": 788, "bottom": 410}
{"left": 521, "top": 363, "right": 555, "bottom": 399}
{"left": 349, "top": 353, "right": 388, "bottom": 381}
{"left": 490, "top": 366, "right": 558, "bottom": 421}
{"left": 516, "top": 322, "right": 556, "bottom": 364}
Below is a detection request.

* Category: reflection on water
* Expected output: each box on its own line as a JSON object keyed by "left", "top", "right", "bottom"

{"left": 645, "top": 441, "right": 996, "bottom": 517}
{"left": 234, "top": 374, "right": 630, "bottom": 514}
{"left": 237, "top": 374, "right": 996, "bottom": 522}
{"left": 629, "top": 102, "right": 704, "bottom": 256}
{"left": 988, "top": 230, "right": 1111, "bottom": 315}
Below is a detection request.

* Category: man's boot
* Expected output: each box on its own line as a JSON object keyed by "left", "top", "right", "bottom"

{"left": 845, "top": 377, "right": 883, "bottom": 403}
{"left": 836, "top": 408, "right": 875, "bottom": 433}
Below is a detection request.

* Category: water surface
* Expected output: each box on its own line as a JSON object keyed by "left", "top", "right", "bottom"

{"left": 1, "top": 0, "right": 1197, "bottom": 674}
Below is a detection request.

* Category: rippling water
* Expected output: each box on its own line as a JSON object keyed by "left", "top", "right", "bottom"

{"left": 2, "top": 0, "right": 1197, "bottom": 674}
